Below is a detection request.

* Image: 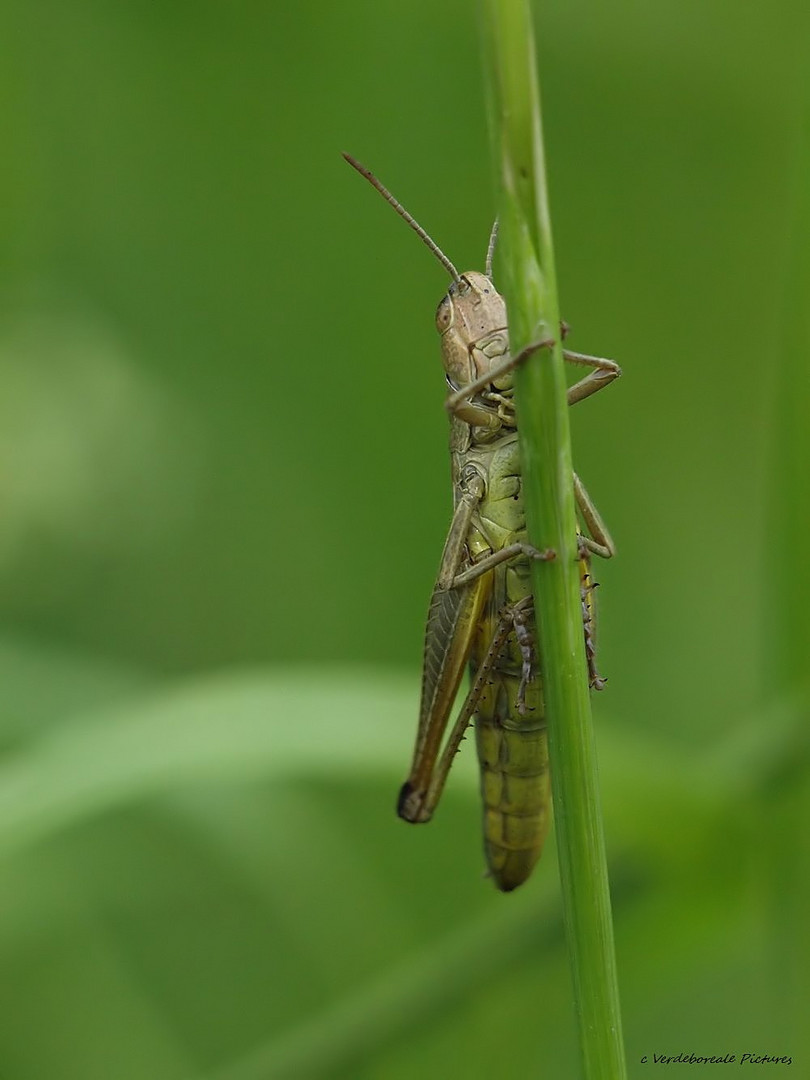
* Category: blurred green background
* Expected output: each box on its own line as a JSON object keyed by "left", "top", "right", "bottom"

{"left": 1, "top": 0, "right": 808, "bottom": 1076}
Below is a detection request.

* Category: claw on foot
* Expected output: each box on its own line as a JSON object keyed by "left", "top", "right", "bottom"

{"left": 528, "top": 545, "right": 556, "bottom": 562}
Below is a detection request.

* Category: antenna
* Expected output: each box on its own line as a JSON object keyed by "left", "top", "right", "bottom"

{"left": 485, "top": 218, "right": 498, "bottom": 279}
{"left": 343, "top": 154, "right": 461, "bottom": 283}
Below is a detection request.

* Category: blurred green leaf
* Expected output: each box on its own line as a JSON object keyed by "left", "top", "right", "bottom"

{"left": 0, "top": 668, "right": 417, "bottom": 854}
{"left": 0, "top": 666, "right": 803, "bottom": 1077}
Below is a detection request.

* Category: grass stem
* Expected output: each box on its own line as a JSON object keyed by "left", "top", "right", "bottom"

{"left": 480, "top": 3, "right": 627, "bottom": 1075}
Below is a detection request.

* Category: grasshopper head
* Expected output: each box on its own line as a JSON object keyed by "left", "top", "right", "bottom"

{"left": 436, "top": 271, "right": 510, "bottom": 391}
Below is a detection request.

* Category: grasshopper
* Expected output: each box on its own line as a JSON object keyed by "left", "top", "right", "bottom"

{"left": 344, "top": 155, "right": 620, "bottom": 891}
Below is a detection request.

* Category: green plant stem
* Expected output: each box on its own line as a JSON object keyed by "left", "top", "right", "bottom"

{"left": 480, "top": 2, "right": 627, "bottom": 1076}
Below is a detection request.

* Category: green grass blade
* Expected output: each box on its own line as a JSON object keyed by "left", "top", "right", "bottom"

{"left": 480, "top": 3, "right": 627, "bottom": 1076}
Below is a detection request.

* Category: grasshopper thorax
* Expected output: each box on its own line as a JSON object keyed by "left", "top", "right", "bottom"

{"left": 436, "top": 271, "right": 512, "bottom": 397}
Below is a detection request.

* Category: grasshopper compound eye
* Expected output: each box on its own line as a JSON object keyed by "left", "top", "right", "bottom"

{"left": 436, "top": 296, "right": 453, "bottom": 333}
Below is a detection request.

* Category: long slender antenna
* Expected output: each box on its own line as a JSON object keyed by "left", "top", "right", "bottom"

{"left": 485, "top": 218, "right": 499, "bottom": 279}
{"left": 343, "top": 154, "right": 461, "bottom": 283}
